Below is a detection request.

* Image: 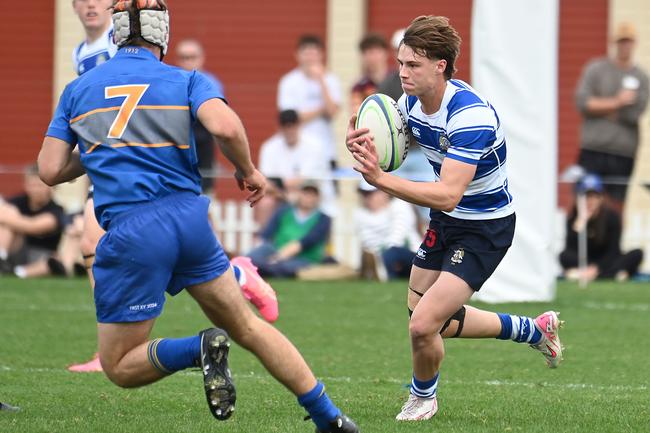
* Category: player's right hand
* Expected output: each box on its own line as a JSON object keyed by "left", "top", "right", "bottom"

{"left": 345, "top": 114, "right": 371, "bottom": 154}
{"left": 235, "top": 169, "right": 267, "bottom": 207}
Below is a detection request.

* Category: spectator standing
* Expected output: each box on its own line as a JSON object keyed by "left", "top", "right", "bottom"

{"left": 350, "top": 33, "right": 390, "bottom": 112}
{"left": 376, "top": 28, "right": 406, "bottom": 101}
{"left": 247, "top": 181, "right": 331, "bottom": 277}
{"left": 277, "top": 35, "right": 342, "bottom": 169}
{"left": 0, "top": 166, "right": 65, "bottom": 278}
{"left": 175, "top": 39, "right": 225, "bottom": 195}
{"left": 575, "top": 22, "right": 649, "bottom": 207}
{"left": 560, "top": 174, "right": 643, "bottom": 282}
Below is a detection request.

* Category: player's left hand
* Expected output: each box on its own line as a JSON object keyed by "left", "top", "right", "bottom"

{"left": 235, "top": 169, "right": 267, "bottom": 207}
{"left": 350, "top": 136, "right": 384, "bottom": 185}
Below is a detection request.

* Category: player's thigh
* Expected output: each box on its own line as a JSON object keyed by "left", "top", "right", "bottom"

{"left": 408, "top": 265, "right": 441, "bottom": 311}
{"left": 186, "top": 268, "right": 258, "bottom": 339}
{"left": 81, "top": 198, "right": 105, "bottom": 254}
{"left": 410, "top": 271, "right": 474, "bottom": 335}
{"left": 97, "top": 319, "right": 155, "bottom": 369}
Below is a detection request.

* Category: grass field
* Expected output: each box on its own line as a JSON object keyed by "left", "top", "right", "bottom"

{"left": 1, "top": 277, "right": 649, "bottom": 432}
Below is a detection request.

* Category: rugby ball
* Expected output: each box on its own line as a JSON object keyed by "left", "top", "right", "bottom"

{"left": 355, "top": 93, "right": 409, "bottom": 172}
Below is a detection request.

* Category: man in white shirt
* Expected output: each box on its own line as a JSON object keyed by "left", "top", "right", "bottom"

{"left": 259, "top": 110, "right": 336, "bottom": 216}
{"left": 277, "top": 35, "right": 342, "bottom": 167}
{"left": 260, "top": 110, "right": 328, "bottom": 179}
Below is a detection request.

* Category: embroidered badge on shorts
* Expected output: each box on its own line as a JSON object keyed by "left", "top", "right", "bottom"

{"left": 451, "top": 248, "right": 464, "bottom": 265}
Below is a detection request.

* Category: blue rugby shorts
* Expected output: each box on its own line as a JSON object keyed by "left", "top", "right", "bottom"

{"left": 93, "top": 192, "right": 230, "bottom": 323}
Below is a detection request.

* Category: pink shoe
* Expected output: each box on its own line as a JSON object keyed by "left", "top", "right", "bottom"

{"left": 231, "top": 256, "right": 279, "bottom": 323}
{"left": 67, "top": 352, "right": 103, "bottom": 373}
{"left": 531, "top": 311, "right": 564, "bottom": 368}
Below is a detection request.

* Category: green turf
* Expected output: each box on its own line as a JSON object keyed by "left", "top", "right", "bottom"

{"left": 1, "top": 277, "right": 649, "bottom": 432}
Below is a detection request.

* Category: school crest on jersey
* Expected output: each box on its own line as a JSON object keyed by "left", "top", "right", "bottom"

{"left": 439, "top": 134, "right": 451, "bottom": 152}
{"left": 96, "top": 53, "right": 107, "bottom": 66}
{"left": 451, "top": 248, "right": 464, "bottom": 265}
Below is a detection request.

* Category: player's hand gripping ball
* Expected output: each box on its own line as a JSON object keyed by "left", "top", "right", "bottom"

{"left": 355, "top": 93, "right": 410, "bottom": 171}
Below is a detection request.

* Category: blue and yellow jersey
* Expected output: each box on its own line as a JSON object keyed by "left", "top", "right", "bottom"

{"left": 46, "top": 46, "right": 224, "bottom": 229}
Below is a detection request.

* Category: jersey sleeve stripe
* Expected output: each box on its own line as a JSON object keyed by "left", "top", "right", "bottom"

{"left": 446, "top": 152, "right": 478, "bottom": 165}
{"left": 448, "top": 125, "right": 495, "bottom": 136}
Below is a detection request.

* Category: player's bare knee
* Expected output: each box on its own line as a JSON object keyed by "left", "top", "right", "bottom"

{"left": 103, "top": 363, "right": 139, "bottom": 388}
{"left": 100, "top": 359, "right": 125, "bottom": 387}
{"left": 408, "top": 318, "right": 437, "bottom": 346}
{"left": 80, "top": 234, "right": 97, "bottom": 257}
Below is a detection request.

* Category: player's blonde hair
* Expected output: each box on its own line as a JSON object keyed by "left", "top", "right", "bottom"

{"left": 402, "top": 15, "right": 461, "bottom": 80}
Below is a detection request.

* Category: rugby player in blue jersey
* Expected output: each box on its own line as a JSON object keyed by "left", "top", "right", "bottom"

{"left": 66, "top": 0, "right": 278, "bottom": 375}
{"left": 347, "top": 15, "right": 563, "bottom": 422}
{"left": 38, "top": 1, "right": 357, "bottom": 431}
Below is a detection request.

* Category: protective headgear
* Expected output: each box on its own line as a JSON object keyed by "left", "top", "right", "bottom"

{"left": 112, "top": 0, "right": 169, "bottom": 59}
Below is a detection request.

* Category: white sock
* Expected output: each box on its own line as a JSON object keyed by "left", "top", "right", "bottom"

{"left": 14, "top": 266, "right": 27, "bottom": 279}
{"left": 0, "top": 249, "right": 7, "bottom": 260}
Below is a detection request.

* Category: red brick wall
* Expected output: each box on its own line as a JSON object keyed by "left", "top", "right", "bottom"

{"left": 558, "top": 0, "right": 609, "bottom": 209}
{"left": 367, "top": 0, "right": 473, "bottom": 82}
{"left": 0, "top": 1, "right": 607, "bottom": 204}
{"left": 169, "top": 0, "right": 327, "bottom": 199}
{"left": 0, "top": 3, "right": 55, "bottom": 196}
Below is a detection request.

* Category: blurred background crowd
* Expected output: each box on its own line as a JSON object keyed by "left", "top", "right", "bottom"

{"left": 1, "top": 0, "right": 649, "bottom": 286}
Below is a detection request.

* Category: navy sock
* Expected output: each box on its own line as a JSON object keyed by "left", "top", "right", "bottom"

{"left": 496, "top": 313, "right": 542, "bottom": 345}
{"left": 298, "top": 382, "right": 340, "bottom": 431}
{"left": 148, "top": 335, "right": 201, "bottom": 374}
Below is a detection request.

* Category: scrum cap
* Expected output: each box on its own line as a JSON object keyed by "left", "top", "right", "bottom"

{"left": 112, "top": 0, "right": 169, "bottom": 58}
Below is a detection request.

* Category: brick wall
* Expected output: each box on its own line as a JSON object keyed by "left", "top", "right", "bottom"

{"left": 168, "top": 0, "right": 327, "bottom": 199}
{"left": 558, "top": 0, "right": 609, "bottom": 209}
{"left": 367, "top": 0, "right": 473, "bottom": 82}
{"left": 0, "top": 3, "right": 55, "bottom": 196}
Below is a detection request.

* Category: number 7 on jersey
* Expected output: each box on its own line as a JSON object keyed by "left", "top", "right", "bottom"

{"left": 105, "top": 84, "right": 149, "bottom": 139}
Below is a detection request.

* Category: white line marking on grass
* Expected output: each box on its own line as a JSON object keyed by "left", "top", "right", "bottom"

{"left": 2, "top": 367, "right": 646, "bottom": 392}
{"left": 314, "top": 376, "right": 648, "bottom": 392}
{"left": 581, "top": 301, "right": 650, "bottom": 312}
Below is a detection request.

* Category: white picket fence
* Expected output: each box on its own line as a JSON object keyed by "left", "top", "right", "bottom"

{"left": 209, "top": 200, "right": 362, "bottom": 266}
{"left": 211, "top": 200, "right": 650, "bottom": 273}
{"left": 209, "top": 201, "right": 258, "bottom": 255}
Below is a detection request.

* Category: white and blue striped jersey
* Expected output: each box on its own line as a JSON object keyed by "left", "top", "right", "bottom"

{"left": 72, "top": 26, "right": 117, "bottom": 76}
{"left": 397, "top": 79, "right": 514, "bottom": 220}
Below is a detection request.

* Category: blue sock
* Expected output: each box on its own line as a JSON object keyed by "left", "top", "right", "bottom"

{"left": 298, "top": 382, "right": 340, "bottom": 431}
{"left": 232, "top": 265, "right": 245, "bottom": 286}
{"left": 147, "top": 335, "right": 201, "bottom": 374}
{"left": 411, "top": 373, "right": 439, "bottom": 398}
{"left": 496, "top": 313, "right": 542, "bottom": 345}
